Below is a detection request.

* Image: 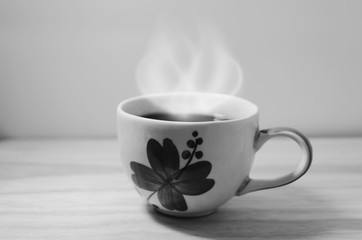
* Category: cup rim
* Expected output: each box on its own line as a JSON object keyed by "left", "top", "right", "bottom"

{"left": 117, "top": 92, "right": 258, "bottom": 125}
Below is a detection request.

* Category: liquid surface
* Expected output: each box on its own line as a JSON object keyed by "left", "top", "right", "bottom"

{"left": 141, "top": 113, "right": 227, "bottom": 122}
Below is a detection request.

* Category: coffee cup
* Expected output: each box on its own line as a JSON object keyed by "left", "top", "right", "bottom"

{"left": 117, "top": 92, "right": 312, "bottom": 217}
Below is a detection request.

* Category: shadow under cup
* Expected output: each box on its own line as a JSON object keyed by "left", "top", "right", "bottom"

{"left": 117, "top": 93, "right": 312, "bottom": 217}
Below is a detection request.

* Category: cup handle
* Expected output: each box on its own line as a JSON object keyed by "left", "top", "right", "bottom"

{"left": 236, "top": 127, "right": 313, "bottom": 196}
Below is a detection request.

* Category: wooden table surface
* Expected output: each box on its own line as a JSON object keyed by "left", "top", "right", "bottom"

{"left": 0, "top": 138, "right": 361, "bottom": 239}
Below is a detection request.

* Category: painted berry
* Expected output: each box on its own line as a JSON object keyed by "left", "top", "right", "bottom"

{"left": 182, "top": 150, "right": 191, "bottom": 159}
{"left": 195, "top": 151, "right": 203, "bottom": 159}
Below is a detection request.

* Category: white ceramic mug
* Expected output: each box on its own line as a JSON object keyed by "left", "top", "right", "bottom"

{"left": 117, "top": 93, "right": 312, "bottom": 217}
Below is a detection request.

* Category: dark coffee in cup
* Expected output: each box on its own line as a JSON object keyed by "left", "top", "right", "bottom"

{"left": 141, "top": 112, "right": 228, "bottom": 122}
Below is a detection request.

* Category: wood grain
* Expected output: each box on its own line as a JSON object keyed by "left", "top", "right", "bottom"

{"left": 0, "top": 138, "right": 361, "bottom": 239}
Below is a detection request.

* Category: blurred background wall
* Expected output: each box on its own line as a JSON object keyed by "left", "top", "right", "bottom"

{"left": 0, "top": 0, "right": 361, "bottom": 138}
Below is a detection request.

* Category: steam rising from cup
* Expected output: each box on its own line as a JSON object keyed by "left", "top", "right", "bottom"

{"left": 136, "top": 28, "right": 243, "bottom": 116}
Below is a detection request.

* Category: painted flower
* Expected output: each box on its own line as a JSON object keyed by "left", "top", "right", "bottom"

{"left": 130, "top": 135, "right": 215, "bottom": 211}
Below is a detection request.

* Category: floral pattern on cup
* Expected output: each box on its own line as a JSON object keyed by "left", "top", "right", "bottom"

{"left": 130, "top": 131, "right": 215, "bottom": 211}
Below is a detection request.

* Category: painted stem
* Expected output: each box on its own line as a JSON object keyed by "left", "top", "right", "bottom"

{"left": 147, "top": 190, "right": 157, "bottom": 201}
{"left": 175, "top": 144, "right": 198, "bottom": 180}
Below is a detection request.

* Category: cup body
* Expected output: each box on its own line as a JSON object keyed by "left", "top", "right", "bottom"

{"left": 117, "top": 93, "right": 259, "bottom": 217}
